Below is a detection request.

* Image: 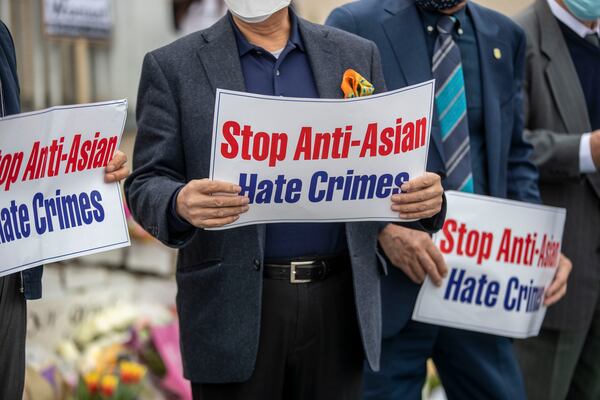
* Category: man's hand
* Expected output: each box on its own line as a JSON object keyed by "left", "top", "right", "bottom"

{"left": 544, "top": 253, "right": 572, "bottom": 306}
{"left": 104, "top": 150, "right": 130, "bottom": 183}
{"left": 176, "top": 179, "right": 250, "bottom": 229}
{"left": 391, "top": 172, "right": 443, "bottom": 220}
{"left": 378, "top": 224, "right": 448, "bottom": 286}
{"left": 590, "top": 130, "right": 600, "bottom": 169}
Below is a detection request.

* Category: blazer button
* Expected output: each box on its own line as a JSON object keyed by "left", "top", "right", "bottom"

{"left": 253, "top": 258, "right": 261, "bottom": 271}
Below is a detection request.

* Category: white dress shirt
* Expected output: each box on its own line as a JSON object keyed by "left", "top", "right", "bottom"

{"left": 547, "top": 0, "right": 600, "bottom": 173}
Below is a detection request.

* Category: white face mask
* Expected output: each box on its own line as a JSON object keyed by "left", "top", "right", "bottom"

{"left": 225, "top": 0, "right": 291, "bottom": 23}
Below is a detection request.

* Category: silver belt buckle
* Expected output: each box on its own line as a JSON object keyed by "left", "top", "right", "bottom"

{"left": 290, "top": 261, "right": 314, "bottom": 284}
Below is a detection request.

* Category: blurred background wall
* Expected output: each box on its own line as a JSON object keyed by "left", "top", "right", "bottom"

{"left": 297, "top": 0, "right": 535, "bottom": 24}
{"left": 0, "top": 0, "right": 534, "bottom": 124}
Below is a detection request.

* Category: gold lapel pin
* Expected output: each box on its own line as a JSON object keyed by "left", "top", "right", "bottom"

{"left": 493, "top": 48, "right": 502, "bottom": 60}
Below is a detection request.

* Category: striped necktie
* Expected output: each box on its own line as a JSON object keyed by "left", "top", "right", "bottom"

{"left": 432, "top": 15, "right": 474, "bottom": 193}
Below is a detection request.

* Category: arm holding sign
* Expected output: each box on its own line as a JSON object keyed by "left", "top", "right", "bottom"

{"left": 125, "top": 53, "right": 196, "bottom": 247}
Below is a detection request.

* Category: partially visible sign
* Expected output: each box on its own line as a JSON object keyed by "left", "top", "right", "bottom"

{"left": 0, "top": 100, "right": 130, "bottom": 277}
{"left": 413, "top": 191, "right": 566, "bottom": 338}
{"left": 44, "top": 0, "right": 112, "bottom": 40}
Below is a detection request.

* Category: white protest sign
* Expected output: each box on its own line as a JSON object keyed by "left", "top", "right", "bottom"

{"left": 413, "top": 191, "right": 566, "bottom": 338}
{"left": 0, "top": 100, "right": 130, "bottom": 277}
{"left": 209, "top": 81, "right": 435, "bottom": 229}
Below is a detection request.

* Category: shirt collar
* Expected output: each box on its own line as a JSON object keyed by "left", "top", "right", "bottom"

{"left": 547, "top": 0, "right": 600, "bottom": 38}
{"left": 229, "top": 7, "right": 305, "bottom": 57}
{"left": 419, "top": 5, "right": 468, "bottom": 35}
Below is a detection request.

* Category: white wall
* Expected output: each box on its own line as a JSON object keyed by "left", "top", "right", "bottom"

{"left": 106, "top": 0, "right": 178, "bottom": 109}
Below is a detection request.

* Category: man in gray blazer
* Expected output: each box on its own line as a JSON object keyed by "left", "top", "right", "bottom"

{"left": 125, "top": 1, "right": 445, "bottom": 398}
{"left": 514, "top": 1, "right": 600, "bottom": 399}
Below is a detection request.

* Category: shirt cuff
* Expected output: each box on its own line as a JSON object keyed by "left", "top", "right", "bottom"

{"left": 169, "top": 186, "right": 194, "bottom": 233}
{"left": 579, "top": 133, "right": 597, "bottom": 174}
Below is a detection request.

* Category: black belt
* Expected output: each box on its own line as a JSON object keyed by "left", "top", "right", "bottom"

{"left": 263, "top": 255, "right": 349, "bottom": 284}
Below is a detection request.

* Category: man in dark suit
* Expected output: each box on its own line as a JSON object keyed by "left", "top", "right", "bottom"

{"left": 514, "top": 1, "right": 600, "bottom": 399}
{"left": 0, "top": 20, "right": 130, "bottom": 400}
{"left": 125, "top": 1, "right": 446, "bottom": 398}
{"left": 327, "top": 1, "right": 571, "bottom": 399}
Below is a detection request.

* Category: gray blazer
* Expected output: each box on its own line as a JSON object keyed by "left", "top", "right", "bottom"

{"left": 516, "top": 0, "right": 600, "bottom": 331}
{"left": 126, "top": 15, "right": 442, "bottom": 383}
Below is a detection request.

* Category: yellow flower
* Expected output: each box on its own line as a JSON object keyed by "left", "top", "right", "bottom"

{"left": 100, "top": 374, "right": 119, "bottom": 397}
{"left": 84, "top": 372, "right": 100, "bottom": 394}
{"left": 119, "top": 361, "right": 147, "bottom": 384}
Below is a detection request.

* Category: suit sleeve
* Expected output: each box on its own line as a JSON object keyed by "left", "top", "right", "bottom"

{"left": 508, "top": 29, "right": 542, "bottom": 204}
{"left": 124, "top": 52, "right": 197, "bottom": 248}
{"left": 325, "top": 6, "right": 359, "bottom": 35}
{"left": 523, "top": 129, "right": 583, "bottom": 182}
{"left": 521, "top": 36, "right": 585, "bottom": 182}
{"left": 0, "top": 21, "right": 21, "bottom": 113}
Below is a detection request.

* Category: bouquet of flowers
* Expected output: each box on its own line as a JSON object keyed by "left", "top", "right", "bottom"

{"left": 76, "top": 360, "right": 147, "bottom": 400}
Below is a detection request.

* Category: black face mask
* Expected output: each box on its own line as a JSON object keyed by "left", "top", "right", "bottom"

{"left": 415, "top": 0, "right": 466, "bottom": 11}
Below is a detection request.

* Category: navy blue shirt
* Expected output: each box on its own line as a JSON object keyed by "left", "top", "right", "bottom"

{"left": 231, "top": 11, "right": 347, "bottom": 260}
{"left": 419, "top": 7, "right": 489, "bottom": 195}
{"left": 559, "top": 21, "right": 600, "bottom": 131}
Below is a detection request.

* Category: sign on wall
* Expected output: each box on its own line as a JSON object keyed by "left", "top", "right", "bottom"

{"left": 43, "top": 0, "right": 112, "bottom": 40}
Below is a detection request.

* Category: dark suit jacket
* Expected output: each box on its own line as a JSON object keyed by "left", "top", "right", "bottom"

{"left": 327, "top": 0, "right": 541, "bottom": 337}
{"left": 516, "top": 0, "right": 600, "bottom": 331}
{"left": 0, "top": 21, "right": 43, "bottom": 300}
{"left": 125, "top": 14, "right": 443, "bottom": 383}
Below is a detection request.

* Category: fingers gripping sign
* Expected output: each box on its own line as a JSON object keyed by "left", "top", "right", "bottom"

{"left": 176, "top": 179, "right": 251, "bottom": 229}
{"left": 390, "top": 172, "right": 444, "bottom": 220}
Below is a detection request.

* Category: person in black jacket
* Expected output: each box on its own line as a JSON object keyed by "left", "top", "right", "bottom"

{"left": 0, "top": 20, "right": 130, "bottom": 399}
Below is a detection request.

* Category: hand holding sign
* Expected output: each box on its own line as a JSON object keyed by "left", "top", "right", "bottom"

{"left": 544, "top": 253, "right": 571, "bottom": 306}
{"left": 379, "top": 224, "right": 448, "bottom": 286}
{"left": 176, "top": 179, "right": 250, "bottom": 228}
{"left": 391, "top": 172, "right": 443, "bottom": 219}
{"left": 104, "top": 150, "right": 130, "bottom": 183}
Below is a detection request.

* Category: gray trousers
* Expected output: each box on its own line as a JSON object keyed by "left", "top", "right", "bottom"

{"left": 0, "top": 274, "right": 26, "bottom": 400}
{"left": 515, "top": 295, "right": 600, "bottom": 400}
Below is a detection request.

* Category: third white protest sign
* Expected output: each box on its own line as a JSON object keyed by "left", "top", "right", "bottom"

{"left": 413, "top": 191, "right": 566, "bottom": 338}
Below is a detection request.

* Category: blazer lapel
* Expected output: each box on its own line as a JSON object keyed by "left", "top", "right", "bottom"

{"left": 196, "top": 16, "right": 267, "bottom": 246}
{"left": 196, "top": 17, "right": 246, "bottom": 94}
{"left": 298, "top": 19, "right": 344, "bottom": 99}
{"left": 382, "top": 0, "right": 445, "bottom": 165}
{"left": 536, "top": 0, "right": 591, "bottom": 133}
{"left": 469, "top": 3, "right": 504, "bottom": 195}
